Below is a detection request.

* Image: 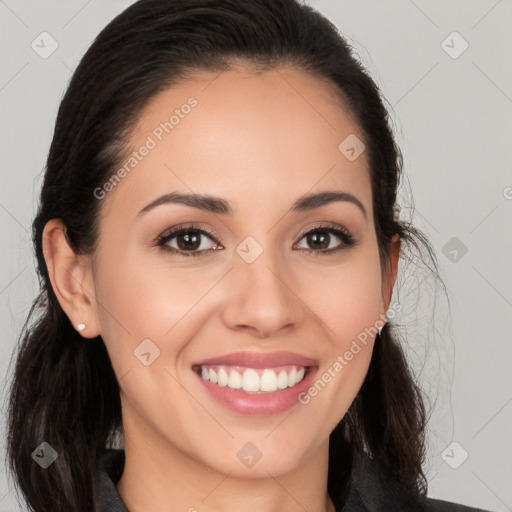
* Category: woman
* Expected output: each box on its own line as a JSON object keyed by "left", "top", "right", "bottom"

{"left": 6, "top": 1, "right": 494, "bottom": 511}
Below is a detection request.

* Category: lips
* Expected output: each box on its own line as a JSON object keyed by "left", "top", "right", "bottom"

{"left": 192, "top": 350, "right": 318, "bottom": 369}
{"left": 190, "top": 351, "right": 319, "bottom": 415}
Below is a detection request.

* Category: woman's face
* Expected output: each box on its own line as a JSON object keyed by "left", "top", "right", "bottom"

{"left": 88, "top": 64, "right": 399, "bottom": 477}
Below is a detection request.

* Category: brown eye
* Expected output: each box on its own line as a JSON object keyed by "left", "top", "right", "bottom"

{"left": 304, "top": 231, "right": 331, "bottom": 250}
{"left": 295, "top": 225, "right": 356, "bottom": 255}
{"left": 157, "top": 226, "right": 221, "bottom": 257}
{"left": 174, "top": 231, "right": 203, "bottom": 251}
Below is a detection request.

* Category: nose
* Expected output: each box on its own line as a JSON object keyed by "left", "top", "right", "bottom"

{"left": 220, "top": 247, "right": 304, "bottom": 339}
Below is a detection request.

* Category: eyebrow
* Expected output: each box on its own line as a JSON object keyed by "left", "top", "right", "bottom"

{"left": 138, "top": 190, "right": 367, "bottom": 219}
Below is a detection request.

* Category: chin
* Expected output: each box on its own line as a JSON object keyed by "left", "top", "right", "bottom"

{"left": 202, "top": 437, "right": 312, "bottom": 479}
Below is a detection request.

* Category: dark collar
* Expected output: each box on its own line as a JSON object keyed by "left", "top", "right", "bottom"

{"left": 94, "top": 448, "right": 490, "bottom": 512}
{"left": 95, "top": 448, "right": 129, "bottom": 512}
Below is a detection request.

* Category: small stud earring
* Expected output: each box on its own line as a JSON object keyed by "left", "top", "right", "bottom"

{"left": 77, "top": 323, "right": 86, "bottom": 332}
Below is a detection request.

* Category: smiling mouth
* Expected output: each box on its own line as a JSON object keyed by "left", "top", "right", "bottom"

{"left": 192, "top": 364, "right": 312, "bottom": 394}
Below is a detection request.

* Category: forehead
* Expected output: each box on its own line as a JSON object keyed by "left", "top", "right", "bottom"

{"left": 100, "top": 64, "right": 372, "bottom": 220}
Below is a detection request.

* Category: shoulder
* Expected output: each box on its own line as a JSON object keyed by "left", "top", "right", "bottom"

{"left": 423, "top": 496, "right": 491, "bottom": 511}
{"left": 342, "top": 449, "right": 494, "bottom": 512}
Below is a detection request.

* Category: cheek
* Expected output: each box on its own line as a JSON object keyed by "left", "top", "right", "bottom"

{"left": 93, "top": 246, "right": 232, "bottom": 385}
{"left": 93, "top": 248, "right": 203, "bottom": 369}
{"left": 95, "top": 244, "right": 202, "bottom": 328}
{"left": 301, "top": 252, "right": 383, "bottom": 343}
{"left": 294, "top": 259, "right": 382, "bottom": 438}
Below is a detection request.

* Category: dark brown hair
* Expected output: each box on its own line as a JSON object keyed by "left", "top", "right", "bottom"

{"left": 7, "top": 0, "right": 441, "bottom": 510}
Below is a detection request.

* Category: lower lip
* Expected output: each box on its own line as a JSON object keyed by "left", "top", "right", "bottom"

{"left": 194, "top": 367, "right": 318, "bottom": 416}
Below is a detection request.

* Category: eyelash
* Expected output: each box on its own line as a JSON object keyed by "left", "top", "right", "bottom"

{"left": 155, "top": 222, "right": 357, "bottom": 258}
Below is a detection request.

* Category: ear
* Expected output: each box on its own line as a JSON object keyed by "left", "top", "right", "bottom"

{"left": 380, "top": 233, "right": 401, "bottom": 319}
{"left": 41, "top": 219, "right": 100, "bottom": 338}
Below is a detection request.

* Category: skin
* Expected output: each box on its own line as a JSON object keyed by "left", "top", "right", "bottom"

{"left": 43, "top": 63, "right": 400, "bottom": 512}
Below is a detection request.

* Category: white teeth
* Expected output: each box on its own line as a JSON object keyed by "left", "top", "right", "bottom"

{"left": 242, "top": 369, "right": 260, "bottom": 392}
{"left": 260, "top": 369, "right": 277, "bottom": 392}
{"left": 228, "top": 370, "right": 242, "bottom": 389}
{"left": 277, "top": 370, "right": 288, "bottom": 390}
{"left": 199, "top": 365, "right": 307, "bottom": 393}
{"left": 208, "top": 368, "right": 217, "bottom": 383}
{"left": 217, "top": 368, "right": 229, "bottom": 387}
{"left": 288, "top": 367, "right": 297, "bottom": 387}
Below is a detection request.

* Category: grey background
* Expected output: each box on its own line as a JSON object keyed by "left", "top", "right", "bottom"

{"left": 1, "top": 1, "right": 511, "bottom": 511}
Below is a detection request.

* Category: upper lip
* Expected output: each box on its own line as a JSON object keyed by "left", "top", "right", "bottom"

{"left": 192, "top": 351, "right": 318, "bottom": 369}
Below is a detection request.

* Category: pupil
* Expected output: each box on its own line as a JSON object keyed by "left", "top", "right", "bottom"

{"left": 309, "top": 232, "right": 329, "bottom": 250}
{"left": 178, "top": 232, "right": 200, "bottom": 250}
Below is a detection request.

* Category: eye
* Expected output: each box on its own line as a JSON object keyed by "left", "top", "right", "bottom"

{"left": 155, "top": 222, "right": 357, "bottom": 258}
{"left": 294, "top": 223, "right": 357, "bottom": 255}
{"left": 156, "top": 224, "right": 222, "bottom": 257}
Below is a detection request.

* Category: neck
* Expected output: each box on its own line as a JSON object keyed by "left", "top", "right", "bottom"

{"left": 116, "top": 434, "right": 340, "bottom": 512}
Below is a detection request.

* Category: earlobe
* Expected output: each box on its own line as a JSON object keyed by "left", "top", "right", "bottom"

{"left": 41, "top": 219, "right": 100, "bottom": 338}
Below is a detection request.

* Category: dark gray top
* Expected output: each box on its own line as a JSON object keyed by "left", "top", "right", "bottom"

{"left": 94, "top": 448, "right": 493, "bottom": 512}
